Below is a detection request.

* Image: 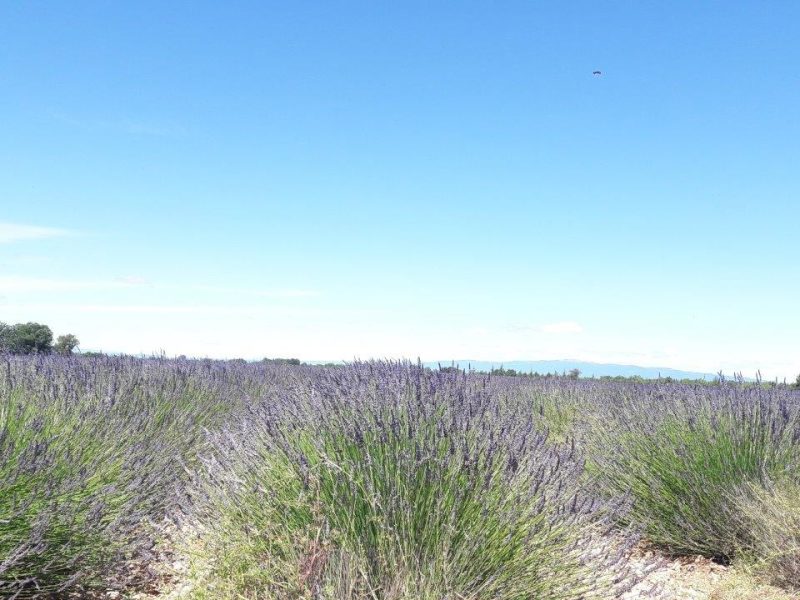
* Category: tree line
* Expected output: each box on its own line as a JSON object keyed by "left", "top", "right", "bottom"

{"left": 0, "top": 321, "right": 80, "bottom": 355}
{"left": 439, "top": 365, "right": 582, "bottom": 379}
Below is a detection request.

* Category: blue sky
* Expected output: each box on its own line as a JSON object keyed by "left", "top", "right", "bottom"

{"left": 1, "top": 2, "right": 798, "bottom": 378}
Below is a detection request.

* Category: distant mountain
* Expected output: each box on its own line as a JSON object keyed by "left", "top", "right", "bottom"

{"left": 426, "top": 359, "right": 715, "bottom": 380}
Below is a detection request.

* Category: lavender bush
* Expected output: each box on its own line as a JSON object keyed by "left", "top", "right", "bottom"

{"left": 186, "top": 362, "right": 641, "bottom": 599}
{"left": 475, "top": 374, "right": 800, "bottom": 571}
{"left": 585, "top": 377, "right": 800, "bottom": 561}
{"left": 0, "top": 355, "right": 263, "bottom": 598}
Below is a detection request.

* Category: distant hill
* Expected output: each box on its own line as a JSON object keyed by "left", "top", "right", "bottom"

{"left": 426, "top": 359, "right": 715, "bottom": 380}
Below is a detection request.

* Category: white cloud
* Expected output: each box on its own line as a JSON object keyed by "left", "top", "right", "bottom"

{"left": 0, "top": 276, "right": 101, "bottom": 292}
{"left": 114, "top": 275, "right": 151, "bottom": 286}
{"left": 0, "top": 223, "right": 72, "bottom": 244}
{"left": 71, "top": 304, "right": 286, "bottom": 315}
{"left": 72, "top": 305, "right": 229, "bottom": 315}
{"left": 0, "top": 254, "right": 51, "bottom": 267}
{"left": 0, "top": 301, "right": 372, "bottom": 319}
{"left": 0, "top": 276, "right": 319, "bottom": 298}
{"left": 540, "top": 321, "right": 584, "bottom": 334}
{"left": 187, "top": 284, "right": 319, "bottom": 298}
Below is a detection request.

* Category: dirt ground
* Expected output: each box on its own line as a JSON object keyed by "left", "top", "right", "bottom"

{"left": 624, "top": 550, "right": 799, "bottom": 600}
{"left": 96, "top": 543, "right": 800, "bottom": 599}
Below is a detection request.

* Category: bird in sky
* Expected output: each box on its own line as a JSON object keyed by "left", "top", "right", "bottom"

{"left": 593, "top": 70, "right": 602, "bottom": 76}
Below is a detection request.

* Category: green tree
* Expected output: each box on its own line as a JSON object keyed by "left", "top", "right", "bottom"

{"left": 54, "top": 334, "right": 80, "bottom": 355}
{"left": 262, "top": 357, "right": 302, "bottom": 366}
{"left": 5, "top": 322, "right": 54, "bottom": 354}
{"left": 490, "top": 366, "right": 517, "bottom": 377}
{"left": 0, "top": 322, "right": 11, "bottom": 351}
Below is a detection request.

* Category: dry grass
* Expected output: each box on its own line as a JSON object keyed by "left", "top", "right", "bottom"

{"left": 735, "top": 480, "right": 800, "bottom": 591}
{"left": 710, "top": 572, "right": 799, "bottom": 600}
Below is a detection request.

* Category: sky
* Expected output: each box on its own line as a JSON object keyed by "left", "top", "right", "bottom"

{"left": 1, "top": 2, "right": 798, "bottom": 379}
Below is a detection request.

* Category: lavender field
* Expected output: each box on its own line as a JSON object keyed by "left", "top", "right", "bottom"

{"left": 3, "top": 356, "right": 800, "bottom": 599}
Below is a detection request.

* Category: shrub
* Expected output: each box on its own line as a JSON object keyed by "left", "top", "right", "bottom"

{"left": 589, "top": 381, "right": 800, "bottom": 561}
{"left": 0, "top": 355, "right": 254, "bottom": 597}
{"left": 187, "top": 362, "right": 642, "bottom": 599}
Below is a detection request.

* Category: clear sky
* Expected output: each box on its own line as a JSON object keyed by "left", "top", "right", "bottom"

{"left": 1, "top": 2, "right": 798, "bottom": 379}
